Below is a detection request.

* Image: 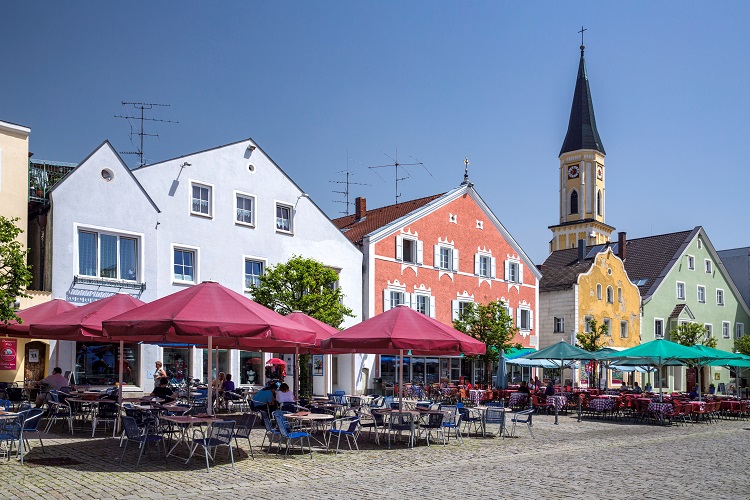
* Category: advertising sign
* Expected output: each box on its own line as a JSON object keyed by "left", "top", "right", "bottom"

{"left": 0, "top": 339, "right": 17, "bottom": 370}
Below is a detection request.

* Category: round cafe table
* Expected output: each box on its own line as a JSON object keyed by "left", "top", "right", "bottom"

{"left": 285, "top": 412, "right": 335, "bottom": 446}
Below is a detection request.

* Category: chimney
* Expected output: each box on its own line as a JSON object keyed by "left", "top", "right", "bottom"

{"left": 355, "top": 197, "right": 366, "bottom": 220}
{"left": 618, "top": 232, "right": 627, "bottom": 261}
{"left": 577, "top": 239, "right": 586, "bottom": 262}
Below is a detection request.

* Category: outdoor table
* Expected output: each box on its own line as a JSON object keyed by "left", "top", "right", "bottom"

{"left": 546, "top": 395, "right": 567, "bottom": 425}
{"left": 647, "top": 402, "right": 673, "bottom": 424}
{"left": 508, "top": 392, "right": 528, "bottom": 409}
{"left": 588, "top": 398, "right": 614, "bottom": 413}
{"left": 162, "top": 415, "right": 221, "bottom": 461}
{"left": 469, "top": 406, "right": 511, "bottom": 437}
{"left": 285, "top": 412, "right": 334, "bottom": 447}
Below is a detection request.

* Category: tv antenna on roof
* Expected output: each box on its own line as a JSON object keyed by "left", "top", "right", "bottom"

{"left": 330, "top": 152, "right": 370, "bottom": 216}
{"left": 115, "top": 102, "right": 178, "bottom": 167}
{"left": 366, "top": 148, "right": 432, "bottom": 204}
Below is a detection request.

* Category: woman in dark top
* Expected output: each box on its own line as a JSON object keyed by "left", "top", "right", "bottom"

{"left": 151, "top": 376, "right": 176, "bottom": 402}
{"left": 544, "top": 380, "right": 555, "bottom": 396}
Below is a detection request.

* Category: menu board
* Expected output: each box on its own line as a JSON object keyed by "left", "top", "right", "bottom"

{"left": 0, "top": 339, "right": 17, "bottom": 370}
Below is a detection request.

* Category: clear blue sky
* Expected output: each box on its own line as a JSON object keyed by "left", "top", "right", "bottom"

{"left": 3, "top": 2, "right": 749, "bottom": 263}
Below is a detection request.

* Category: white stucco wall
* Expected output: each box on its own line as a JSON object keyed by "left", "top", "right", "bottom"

{"left": 47, "top": 139, "right": 362, "bottom": 394}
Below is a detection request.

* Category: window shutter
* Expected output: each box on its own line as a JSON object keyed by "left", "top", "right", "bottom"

{"left": 434, "top": 245, "right": 440, "bottom": 268}
{"left": 383, "top": 289, "right": 391, "bottom": 311}
{"left": 506, "top": 306, "right": 513, "bottom": 321}
{"left": 529, "top": 310, "right": 534, "bottom": 330}
{"left": 452, "top": 300, "right": 459, "bottom": 321}
{"left": 516, "top": 308, "right": 522, "bottom": 328}
{"left": 474, "top": 254, "right": 480, "bottom": 275}
{"left": 395, "top": 235, "right": 403, "bottom": 261}
{"left": 490, "top": 257, "right": 497, "bottom": 279}
{"left": 407, "top": 292, "right": 414, "bottom": 309}
{"left": 504, "top": 260, "right": 510, "bottom": 281}
{"left": 519, "top": 264, "right": 524, "bottom": 284}
{"left": 452, "top": 249, "right": 459, "bottom": 272}
{"left": 416, "top": 240, "right": 424, "bottom": 264}
{"left": 430, "top": 296, "right": 436, "bottom": 318}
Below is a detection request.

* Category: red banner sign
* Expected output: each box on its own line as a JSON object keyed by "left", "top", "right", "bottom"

{"left": 0, "top": 339, "right": 17, "bottom": 370}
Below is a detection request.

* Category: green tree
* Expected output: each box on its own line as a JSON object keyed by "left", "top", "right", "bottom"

{"left": 0, "top": 216, "right": 32, "bottom": 324}
{"left": 453, "top": 300, "right": 520, "bottom": 386}
{"left": 734, "top": 335, "right": 750, "bottom": 356}
{"left": 251, "top": 256, "right": 353, "bottom": 397}
{"left": 576, "top": 319, "right": 609, "bottom": 389}
{"left": 670, "top": 322, "right": 717, "bottom": 348}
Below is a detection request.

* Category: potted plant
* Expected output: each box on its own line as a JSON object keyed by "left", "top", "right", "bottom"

{"left": 708, "top": 383, "right": 716, "bottom": 395}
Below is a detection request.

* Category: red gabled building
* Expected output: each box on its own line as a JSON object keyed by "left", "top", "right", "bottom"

{"left": 333, "top": 179, "right": 540, "bottom": 386}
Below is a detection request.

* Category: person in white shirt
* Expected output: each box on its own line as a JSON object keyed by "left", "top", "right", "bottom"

{"left": 276, "top": 382, "right": 296, "bottom": 409}
{"left": 35, "top": 367, "right": 70, "bottom": 407}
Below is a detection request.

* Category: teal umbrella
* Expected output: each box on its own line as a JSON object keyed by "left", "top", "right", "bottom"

{"left": 522, "top": 340, "right": 603, "bottom": 389}
{"left": 706, "top": 352, "right": 750, "bottom": 397}
{"left": 688, "top": 345, "right": 745, "bottom": 400}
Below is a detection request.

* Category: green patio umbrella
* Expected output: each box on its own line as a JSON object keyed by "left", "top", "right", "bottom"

{"left": 607, "top": 339, "right": 703, "bottom": 401}
{"left": 706, "top": 352, "right": 750, "bottom": 398}
{"left": 523, "top": 340, "right": 603, "bottom": 389}
{"left": 687, "top": 345, "right": 745, "bottom": 400}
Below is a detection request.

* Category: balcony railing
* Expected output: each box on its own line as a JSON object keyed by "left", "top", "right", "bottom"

{"left": 29, "top": 159, "right": 77, "bottom": 203}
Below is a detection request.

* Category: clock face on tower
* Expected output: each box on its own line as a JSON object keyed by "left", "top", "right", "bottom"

{"left": 597, "top": 166, "right": 603, "bottom": 180}
{"left": 567, "top": 165, "right": 579, "bottom": 179}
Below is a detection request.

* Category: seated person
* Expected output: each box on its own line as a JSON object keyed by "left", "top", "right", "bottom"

{"left": 276, "top": 383, "right": 296, "bottom": 410}
{"left": 35, "top": 367, "right": 70, "bottom": 407}
{"left": 151, "top": 376, "right": 177, "bottom": 402}
{"left": 544, "top": 380, "right": 555, "bottom": 397}
{"left": 620, "top": 383, "right": 629, "bottom": 393}
{"left": 221, "top": 373, "right": 236, "bottom": 394}
{"left": 633, "top": 381, "right": 643, "bottom": 394}
{"left": 517, "top": 381, "right": 531, "bottom": 394}
{"left": 644, "top": 382, "right": 652, "bottom": 393}
{"left": 251, "top": 381, "right": 278, "bottom": 411}
{"left": 687, "top": 386, "right": 699, "bottom": 400}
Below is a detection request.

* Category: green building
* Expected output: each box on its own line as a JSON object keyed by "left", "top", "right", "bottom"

{"left": 622, "top": 227, "right": 750, "bottom": 392}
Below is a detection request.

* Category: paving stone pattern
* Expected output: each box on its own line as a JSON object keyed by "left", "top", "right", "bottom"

{"left": 4, "top": 413, "right": 749, "bottom": 499}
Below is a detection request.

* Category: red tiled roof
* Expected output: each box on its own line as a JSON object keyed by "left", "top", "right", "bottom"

{"left": 332, "top": 193, "right": 445, "bottom": 244}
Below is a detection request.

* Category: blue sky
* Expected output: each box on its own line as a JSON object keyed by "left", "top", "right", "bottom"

{"left": 3, "top": 2, "right": 749, "bottom": 263}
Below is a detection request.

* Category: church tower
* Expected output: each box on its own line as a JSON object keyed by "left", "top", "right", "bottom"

{"left": 549, "top": 43, "right": 615, "bottom": 252}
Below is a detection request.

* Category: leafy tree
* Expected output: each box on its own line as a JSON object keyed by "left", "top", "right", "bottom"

{"left": 576, "top": 319, "right": 609, "bottom": 389}
{"left": 670, "top": 322, "right": 717, "bottom": 348}
{"left": 251, "top": 256, "right": 353, "bottom": 397}
{"left": 734, "top": 335, "right": 750, "bottom": 356}
{"left": 0, "top": 217, "right": 32, "bottom": 324}
{"left": 453, "top": 300, "right": 520, "bottom": 386}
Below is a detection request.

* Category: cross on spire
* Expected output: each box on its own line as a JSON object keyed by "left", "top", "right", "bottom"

{"left": 463, "top": 157, "right": 470, "bottom": 183}
{"left": 578, "top": 26, "right": 587, "bottom": 52}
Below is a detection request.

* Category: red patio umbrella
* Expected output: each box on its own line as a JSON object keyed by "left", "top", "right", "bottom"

{"left": 283, "top": 311, "right": 340, "bottom": 397}
{"left": 266, "top": 358, "right": 287, "bottom": 365}
{"left": 103, "top": 281, "right": 317, "bottom": 414}
{"left": 0, "top": 299, "right": 76, "bottom": 336}
{"left": 320, "top": 305, "right": 486, "bottom": 408}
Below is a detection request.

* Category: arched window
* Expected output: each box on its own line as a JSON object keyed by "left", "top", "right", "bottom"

{"left": 597, "top": 190, "right": 602, "bottom": 216}
{"left": 606, "top": 286, "right": 614, "bottom": 303}
{"left": 570, "top": 190, "right": 579, "bottom": 214}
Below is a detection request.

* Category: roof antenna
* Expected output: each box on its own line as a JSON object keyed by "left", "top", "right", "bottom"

{"left": 366, "top": 148, "right": 432, "bottom": 204}
{"left": 330, "top": 151, "right": 370, "bottom": 215}
{"left": 115, "top": 102, "right": 178, "bottom": 167}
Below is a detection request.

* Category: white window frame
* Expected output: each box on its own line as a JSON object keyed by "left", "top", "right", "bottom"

{"left": 603, "top": 318, "right": 611, "bottom": 336}
{"left": 553, "top": 317, "right": 565, "bottom": 334}
{"left": 606, "top": 286, "right": 614, "bottom": 304}
{"left": 475, "top": 252, "right": 496, "bottom": 279}
{"left": 75, "top": 225, "right": 143, "bottom": 282}
{"left": 172, "top": 243, "right": 200, "bottom": 285}
{"left": 736, "top": 323, "right": 745, "bottom": 339}
{"left": 243, "top": 255, "right": 267, "bottom": 291}
{"left": 384, "top": 288, "right": 408, "bottom": 311}
{"left": 716, "top": 288, "right": 725, "bottom": 306}
{"left": 584, "top": 315, "right": 593, "bottom": 333}
{"left": 234, "top": 191, "right": 256, "bottom": 227}
{"left": 722, "top": 321, "right": 731, "bottom": 339}
{"left": 617, "top": 287, "right": 622, "bottom": 303}
{"left": 676, "top": 281, "right": 686, "bottom": 300}
{"left": 517, "top": 307, "right": 533, "bottom": 331}
{"left": 596, "top": 284, "right": 602, "bottom": 300}
{"left": 451, "top": 299, "right": 473, "bottom": 321}
{"left": 412, "top": 293, "right": 435, "bottom": 318}
{"left": 505, "top": 259, "right": 522, "bottom": 284}
{"left": 189, "top": 180, "right": 214, "bottom": 218}
{"left": 396, "top": 235, "right": 423, "bottom": 265}
{"left": 697, "top": 285, "right": 706, "bottom": 304}
{"left": 705, "top": 259, "right": 713, "bottom": 274}
{"left": 620, "top": 320, "right": 628, "bottom": 338}
{"left": 654, "top": 318, "right": 664, "bottom": 339}
{"left": 275, "top": 202, "right": 294, "bottom": 234}
{"left": 686, "top": 254, "right": 695, "bottom": 270}
{"left": 704, "top": 323, "right": 713, "bottom": 342}
{"left": 434, "top": 243, "right": 458, "bottom": 272}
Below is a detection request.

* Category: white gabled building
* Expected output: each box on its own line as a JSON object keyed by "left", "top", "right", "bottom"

{"left": 45, "top": 138, "right": 362, "bottom": 394}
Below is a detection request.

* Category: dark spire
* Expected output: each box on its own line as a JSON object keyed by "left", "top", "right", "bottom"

{"left": 559, "top": 44, "right": 605, "bottom": 156}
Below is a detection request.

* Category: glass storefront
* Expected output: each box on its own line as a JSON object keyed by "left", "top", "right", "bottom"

{"left": 380, "top": 355, "right": 476, "bottom": 385}
{"left": 202, "top": 349, "right": 228, "bottom": 383}
{"left": 239, "top": 351, "right": 262, "bottom": 385}
{"left": 162, "top": 348, "right": 190, "bottom": 383}
{"left": 74, "top": 342, "right": 138, "bottom": 386}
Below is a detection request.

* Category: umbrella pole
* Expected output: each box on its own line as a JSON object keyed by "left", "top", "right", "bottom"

{"left": 697, "top": 361, "right": 702, "bottom": 402}
{"left": 118, "top": 340, "right": 124, "bottom": 433}
{"left": 398, "top": 349, "right": 404, "bottom": 411}
{"left": 207, "top": 337, "right": 213, "bottom": 416}
{"left": 294, "top": 347, "right": 299, "bottom": 401}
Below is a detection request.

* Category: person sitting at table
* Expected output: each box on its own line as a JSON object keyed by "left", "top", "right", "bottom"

{"left": 644, "top": 382, "right": 652, "bottom": 392}
{"left": 251, "top": 380, "right": 278, "bottom": 412}
{"left": 276, "top": 383, "right": 296, "bottom": 411}
{"left": 620, "top": 383, "right": 629, "bottom": 393}
{"left": 533, "top": 377, "right": 542, "bottom": 391}
{"left": 688, "top": 386, "right": 699, "bottom": 400}
{"left": 34, "top": 367, "right": 70, "bottom": 407}
{"left": 151, "top": 376, "right": 177, "bottom": 403}
{"left": 518, "top": 381, "right": 530, "bottom": 394}
{"left": 633, "top": 381, "right": 643, "bottom": 394}
{"left": 544, "top": 380, "right": 555, "bottom": 397}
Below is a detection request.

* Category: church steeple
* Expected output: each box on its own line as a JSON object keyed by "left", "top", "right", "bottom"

{"left": 559, "top": 44, "right": 605, "bottom": 156}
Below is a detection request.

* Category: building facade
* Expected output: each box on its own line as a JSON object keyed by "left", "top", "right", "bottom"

{"left": 40, "top": 139, "right": 362, "bottom": 394}
{"left": 333, "top": 181, "right": 540, "bottom": 391}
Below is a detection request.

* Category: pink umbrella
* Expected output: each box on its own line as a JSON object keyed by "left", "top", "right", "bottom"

{"left": 103, "top": 281, "right": 317, "bottom": 414}
{"left": 0, "top": 299, "right": 76, "bottom": 336}
{"left": 281, "top": 311, "right": 340, "bottom": 397}
{"left": 320, "top": 305, "right": 486, "bottom": 408}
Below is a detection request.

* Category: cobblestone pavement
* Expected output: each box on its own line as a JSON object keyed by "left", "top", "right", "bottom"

{"left": 4, "top": 412, "right": 749, "bottom": 499}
